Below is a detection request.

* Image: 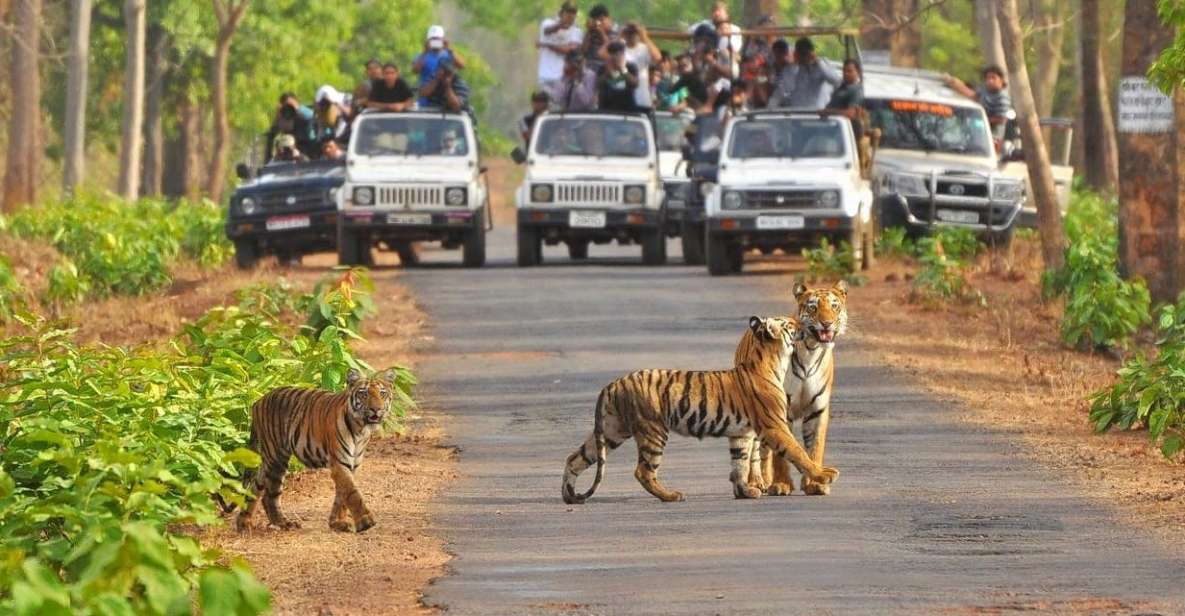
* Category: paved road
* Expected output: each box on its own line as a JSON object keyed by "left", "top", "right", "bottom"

{"left": 404, "top": 228, "right": 1185, "bottom": 615}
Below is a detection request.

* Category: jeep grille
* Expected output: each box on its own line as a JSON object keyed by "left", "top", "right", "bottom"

{"left": 741, "top": 189, "right": 823, "bottom": 209}
{"left": 377, "top": 185, "right": 443, "bottom": 207}
{"left": 556, "top": 183, "right": 622, "bottom": 205}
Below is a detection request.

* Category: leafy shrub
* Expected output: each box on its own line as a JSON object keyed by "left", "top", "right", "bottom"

{"left": 931, "top": 227, "right": 982, "bottom": 262}
{"left": 0, "top": 257, "right": 25, "bottom": 323}
{"left": 305, "top": 267, "right": 379, "bottom": 339}
{"left": 909, "top": 230, "right": 985, "bottom": 306}
{"left": 0, "top": 268, "right": 411, "bottom": 614}
{"left": 875, "top": 226, "right": 915, "bottom": 259}
{"left": 801, "top": 238, "right": 866, "bottom": 286}
{"left": 1043, "top": 191, "right": 1150, "bottom": 349}
{"left": 6, "top": 193, "right": 232, "bottom": 303}
{"left": 1090, "top": 293, "right": 1185, "bottom": 458}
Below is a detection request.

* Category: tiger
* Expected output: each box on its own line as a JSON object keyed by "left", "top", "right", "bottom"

{"left": 233, "top": 368, "right": 397, "bottom": 533}
{"left": 561, "top": 315, "right": 840, "bottom": 504}
{"left": 750, "top": 280, "right": 849, "bottom": 497}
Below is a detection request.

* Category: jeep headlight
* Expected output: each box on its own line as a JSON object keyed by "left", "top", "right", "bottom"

{"left": 624, "top": 185, "right": 645, "bottom": 204}
{"left": 722, "top": 190, "right": 744, "bottom": 210}
{"left": 239, "top": 196, "right": 259, "bottom": 215}
{"left": 883, "top": 172, "right": 928, "bottom": 197}
{"left": 352, "top": 186, "right": 374, "bottom": 206}
{"left": 992, "top": 180, "right": 1025, "bottom": 202}
{"left": 446, "top": 187, "right": 467, "bottom": 206}
{"left": 531, "top": 183, "right": 554, "bottom": 203}
{"left": 699, "top": 182, "right": 716, "bottom": 199}
{"left": 817, "top": 190, "right": 840, "bottom": 208}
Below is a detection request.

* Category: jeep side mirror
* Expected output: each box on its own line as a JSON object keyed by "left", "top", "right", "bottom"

{"left": 235, "top": 163, "right": 253, "bottom": 180}
{"left": 510, "top": 147, "right": 527, "bottom": 165}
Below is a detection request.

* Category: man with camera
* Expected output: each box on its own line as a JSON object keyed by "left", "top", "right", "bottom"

{"left": 414, "top": 25, "right": 466, "bottom": 108}
{"left": 418, "top": 58, "right": 471, "bottom": 113}
{"left": 266, "top": 92, "right": 316, "bottom": 163}
{"left": 547, "top": 50, "right": 598, "bottom": 112}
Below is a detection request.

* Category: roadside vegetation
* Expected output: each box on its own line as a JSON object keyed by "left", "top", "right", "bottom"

{"left": 0, "top": 267, "right": 413, "bottom": 614}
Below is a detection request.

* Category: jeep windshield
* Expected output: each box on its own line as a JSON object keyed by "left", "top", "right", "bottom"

{"left": 655, "top": 114, "right": 689, "bottom": 152}
{"left": 726, "top": 117, "right": 846, "bottom": 160}
{"left": 254, "top": 159, "right": 344, "bottom": 182}
{"left": 353, "top": 116, "right": 469, "bottom": 157}
{"left": 866, "top": 99, "right": 993, "bottom": 156}
{"left": 533, "top": 117, "right": 651, "bottom": 158}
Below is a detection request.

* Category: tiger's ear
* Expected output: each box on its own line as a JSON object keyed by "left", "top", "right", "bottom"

{"left": 748, "top": 316, "right": 765, "bottom": 338}
{"left": 375, "top": 368, "right": 398, "bottom": 384}
{"left": 346, "top": 368, "right": 363, "bottom": 386}
{"left": 832, "top": 279, "right": 849, "bottom": 298}
{"left": 792, "top": 281, "right": 808, "bottom": 302}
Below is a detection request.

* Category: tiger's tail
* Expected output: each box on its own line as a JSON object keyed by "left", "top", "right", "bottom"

{"left": 561, "top": 388, "right": 609, "bottom": 504}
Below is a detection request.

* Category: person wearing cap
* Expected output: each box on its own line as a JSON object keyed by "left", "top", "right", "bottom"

{"left": 768, "top": 37, "right": 841, "bottom": 109}
{"left": 597, "top": 40, "right": 640, "bottom": 112}
{"left": 615, "top": 23, "right": 661, "bottom": 110}
{"left": 419, "top": 58, "right": 471, "bottom": 112}
{"left": 547, "top": 50, "right": 598, "bottom": 112}
{"left": 519, "top": 91, "right": 551, "bottom": 146}
{"left": 273, "top": 133, "right": 308, "bottom": 163}
{"left": 314, "top": 85, "right": 351, "bottom": 141}
{"left": 267, "top": 92, "right": 316, "bottom": 162}
{"left": 414, "top": 25, "right": 466, "bottom": 108}
{"left": 367, "top": 63, "right": 415, "bottom": 112}
{"left": 537, "top": 2, "right": 584, "bottom": 90}
{"left": 581, "top": 4, "right": 618, "bottom": 74}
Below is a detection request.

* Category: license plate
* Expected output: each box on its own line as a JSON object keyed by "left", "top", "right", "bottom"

{"left": 569, "top": 211, "right": 607, "bottom": 228}
{"left": 756, "top": 215, "right": 805, "bottom": 230}
{"left": 265, "top": 215, "right": 310, "bottom": 231}
{"left": 387, "top": 213, "right": 432, "bottom": 225}
{"left": 936, "top": 209, "right": 980, "bottom": 224}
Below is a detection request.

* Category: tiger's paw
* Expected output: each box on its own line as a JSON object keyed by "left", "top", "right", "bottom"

{"left": 235, "top": 515, "right": 253, "bottom": 533}
{"left": 355, "top": 513, "right": 376, "bottom": 533}
{"left": 329, "top": 520, "right": 353, "bottom": 533}
{"left": 734, "top": 484, "right": 763, "bottom": 499}
{"left": 808, "top": 466, "right": 839, "bottom": 485}
{"left": 272, "top": 517, "right": 301, "bottom": 531}
{"left": 747, "top": 473, "right": 769, "bottom": 493}
{"left": 658, "top": 490, "right": 685, "bottom": 502}
{"left": 802, "top": 480, "right": 831, "bottom": 496}
{"left": 766, "top": 482, "right": 794, "bottom": 496}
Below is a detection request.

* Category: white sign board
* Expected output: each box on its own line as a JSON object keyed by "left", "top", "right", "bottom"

{"left": 1118, "top": 76, "right": 1175, "bottom": 134}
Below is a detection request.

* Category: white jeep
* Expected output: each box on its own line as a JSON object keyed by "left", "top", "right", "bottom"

{"left": 511, "top": 111, "right": 665, "bottom": 266}
{"left": 337, "top": 111, "right": 489, "bottom": 267}
{"left": 703, "top": 110, "right": 874, "bottom": 276}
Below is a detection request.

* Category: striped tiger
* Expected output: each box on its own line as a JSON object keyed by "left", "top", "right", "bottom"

{"left": 751, "top": 280, "right": 848, "bottom": 496}
{"left": 561, "top": 316, "right": 839, "bottom": 504}
{"left": 234, "top": 368, "right": 397, "bottom": 533}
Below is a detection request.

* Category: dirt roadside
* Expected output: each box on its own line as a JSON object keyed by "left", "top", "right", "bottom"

{"left": 777, "top": 241, "right": 1185, "bottom": 541}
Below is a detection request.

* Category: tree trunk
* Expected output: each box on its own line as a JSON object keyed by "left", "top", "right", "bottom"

{"left": 206, "top": 0, "right": 249, "bottom": 204}
{"left": 1117, "top": 0, "right": 1182, "bottom": 303}
{"left": 117, "top": 0, "right": 146, "bottom": 200}
{"left": 861, "top": 0, "right": 920, "bottom": 68}
{"left": 861, "top": 0, "right": 892, "bottom": 63}
{"left": 163, "top": 94, "right": 201, "bottom": 200}
{"left": 141, "top": 26, "right": 169, "bottom": 197}
{"left": 742, "top": 0, "right": 778, "bottom": 27}
{"left": 3, "top": 0, "right": 41, "bottom": 212}
{"left": 997, "top": 0, "right": 1065, "bottom": 271}
{"left": 63, "top": 0, "right": 92, "bottom": 193}
{"left": 1080, "top": 0, "right": 1119, "bottom": 193}
{"left": 974, "top": 0, "right": 1005, "bottom": 70}
{"left": 1031, "top": 1, "right": 1066, "bottom": 118}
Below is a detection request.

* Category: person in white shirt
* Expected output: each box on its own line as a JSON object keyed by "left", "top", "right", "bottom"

{"left": 687, "top": 1, "right": 742, "bottom": 79}
{"left": 619, "top": 23, "right": 661, "bottom": 110}
{"left": 537, "top": 2, "right": 584, "bottom": 90}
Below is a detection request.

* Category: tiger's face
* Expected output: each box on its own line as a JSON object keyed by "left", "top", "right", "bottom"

{"left": 346, "top": 368, "right": 397, "bottom": 425}
{"left": 794, "top": 280, "right": 849, "bottom": 345}
{"left": 748, "top": 315, "right": 803, "bottom": 349}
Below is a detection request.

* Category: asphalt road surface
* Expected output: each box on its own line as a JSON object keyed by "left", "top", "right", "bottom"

{"left": 405, "top": 228, "right": 1185, "bottom": 615}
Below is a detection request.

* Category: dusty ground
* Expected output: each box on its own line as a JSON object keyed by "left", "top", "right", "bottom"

{"left": 836, "top": 238, "right": 1185, "bottom": 539}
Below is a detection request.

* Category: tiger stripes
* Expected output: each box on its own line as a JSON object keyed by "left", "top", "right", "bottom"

{"left": 752, "top": 281, "right": 848, "bottom": 496}
{"left": 561, "top": 316, "right": 840, "bottom": 504}
{"left": 235, "top": 368, "right": 396, "bottom": 533}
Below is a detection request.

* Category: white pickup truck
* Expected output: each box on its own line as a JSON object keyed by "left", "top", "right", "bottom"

{"left": 511, "top": 111, "right": 665, "bottom": 266}
{"left": 337, "top": 111, "right": 489, "bottom": 267}
{"left": 703, "top": 110, "right": 874, "bottom": 276}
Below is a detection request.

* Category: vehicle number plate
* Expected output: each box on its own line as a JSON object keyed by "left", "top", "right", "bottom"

{"left": 387, "top": 213, "right": 432, "bottom": 225}
{"left": 265, "top": 215, "right": 310, "bottom": 231}
{"left": 756, "top": 215, "right": 805, "bottom": 230}
{"left": 936, "top": 209, "right": 980, "bottom": 224}
{"left": 569, "top": 211, "right": 607, "bottom": 228}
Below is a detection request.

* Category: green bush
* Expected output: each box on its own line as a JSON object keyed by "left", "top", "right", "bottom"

{"left": 801, "top": 238, "right": 866, "bottom": 286}
{"left": 1090, "top": 293, "right": 1185, "bottom": 458}
{"left": 875, "top": 226, "right": 915, "bottom": 259}
{"left": 0, "top": 257, "right": 25, "bottom": 323}
{"left": 1043, "top": 191, "right": 1151, "bottom": 349}
{"left": 909, "top": 229, "right": 985, "bottom": 306}
{"left": 6, "top": 193, "right": 232, "bottom": 303}
{"left": 0, "top": 268, "right": 411, "bottom": 614}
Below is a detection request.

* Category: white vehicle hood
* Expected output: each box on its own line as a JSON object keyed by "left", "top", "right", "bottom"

{"left": 718, "top": 160, "right": 852, "bottom": 188}
{"left": 875, "top": 149, "right": 999, "bottom": 176}
{"left": 347, "top": 158, "right": 476, "bottom": 184}
{"left": 526, "top": 159, "right": 656, "bottom": 183}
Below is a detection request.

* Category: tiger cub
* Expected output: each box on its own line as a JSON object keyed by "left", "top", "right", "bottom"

{"left": 751, "top": 280, "right": 848, "bottom": 496}
{"left": 562, "top": 316, "right": 839, "bottom": 504}
{"left": 235, "top": 368, "right": 396, "bottom": 533}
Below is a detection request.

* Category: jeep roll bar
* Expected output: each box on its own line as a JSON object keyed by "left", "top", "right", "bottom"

{"left": 646, "top": 25, "right": 862, "bottom": 62}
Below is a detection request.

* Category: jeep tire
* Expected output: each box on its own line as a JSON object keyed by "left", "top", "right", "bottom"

{"left": 396, "top": 242, "right": 418, "bottom": 267}
{"left": 707, "top": 230, "right": 742, "bottom": 276}
{"left": 462, "top": 211, "right": 486, "bottom": 268}
{"left": 680, "top": 220, "right": 705, "bottom": 265}
{"left": 567, "top": 240, "right": 589, "bottom": 260}
{"left": 234, "top": 239, "right": 259, "bottom": 270}
{"left": 517, "top": 225, "right": 542, "bottom": 267}
{"left": 641, "top": 228, "right": 667, "bottom": 266}
{"left": 336, "top": 227, "right": 365, "bottom": 267}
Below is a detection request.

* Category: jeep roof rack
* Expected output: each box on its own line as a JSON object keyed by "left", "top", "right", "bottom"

{"left": 647, "top": 25, "right": 861, "bottom": 61}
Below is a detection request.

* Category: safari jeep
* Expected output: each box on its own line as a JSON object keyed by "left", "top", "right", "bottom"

{"left": 703, "top": 110, "right": 874, "bottom": 276}
{"left": 863, "top": 65, "right": 1026, "bottom": 244}
{"left": 511, "top": 111, "right": 664, "bottom": 266}
{"left": 225, "top": 158, "right": 344, "bottom": 269}
{"left": 654, "top": 111, "right": 699, "bottom": 264}
{"left": 337, "top": 111, "right": 489, "bottom": 267}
